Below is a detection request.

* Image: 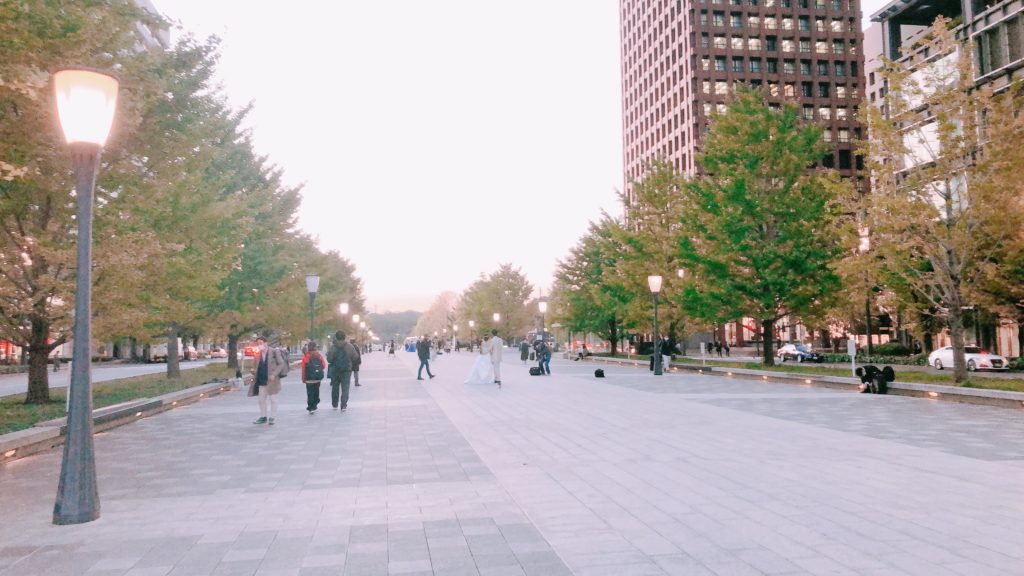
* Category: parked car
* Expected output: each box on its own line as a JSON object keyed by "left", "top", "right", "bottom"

{"left": 928, "top": 346, "right": 1008, "bottom": 371}
{"left": 208, "top": 347, "right": 228, "bottom": 359}
{"left": 183, "top": 345, "right": 198, "bottom": 361}
{"left": 777, "top": 343, "right": 824, "bottom": 363}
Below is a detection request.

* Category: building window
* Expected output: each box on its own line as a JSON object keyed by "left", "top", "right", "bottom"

{"left": 835, "top": 62, "right": 846, "bottom": 76}
{"left": 766, "top": 36, "right": 777, "bottom": 51}
{"left": 784, "top": 59, "right": 796, "bottom": 74}
{"left": 799, "top": 16, "right": 810, "bottom": 31}
{"left": 769, "top": 82, "right": 780, "bottom": 96}
{"left": 831, "top": 19, "right": 843, "bottom": 32}
{"left": 782, "top": 17, "right": 794, "bottom": 30}
{"left": 748, "top": 15, "right": 760, "bottom": 29}
{"left": 818, "top": 82, "right": 830, "bottom": 97}
{"left": 733, "top": 57, "right": 745, "bottom": 72}
{"left": 750, "top": 58, "right": 762, "bottom": 72}
{"left": 822, "top": 129, "right": 832, "bottom": 142}
{"left": 784, "top": 83, "right": 795, "bottom": 97}
{"left": 713, "top": 11, "right": 725, "bottom": 26}
{"left": 839, "top": 149, "right": 852, "bottom": 169}
{"left": 816, "top": 18, "right": 826, "bottom": 32}
{"left": 818, "top": 61, "right": 829, "bottom": 75}
{"left": 767, "top": 58, "right": 778, "bottom": 72}
{"left": 748, "top": 37, "right": 762, "bottom": 50}
{"left": 731, "top": 12, "right": 743, "bottom": 27}
{"left": 800, "top": 60, "right": 811, "bottom": 74}
{"left": 831, "top": 0, "right": 841, "bottom": 9}
{"left": 703, "top": 80, "right": 711, "bottom": 94}
{"left": 783, "top": 39, "right": 796, "bottom": 52}
{"left": 765, "top": 16, "right": 777, "bottom": 29}
{"left": 799, "top": 39, "right": 811, "bottom": 53}
{"left": 732, "top": 36, "right": 745, "bottom": 49}
{"left": 818, "top": 106, "right": 831, "bottom": 119}
{"left": 836, "top": 107, "right": 848, "bottom": 119}
{"left": 702, "top": 57, "right": 711, "bottom": 71}
{"left": 801, "top": 82, "right": 813, "bottom": 96}
{"left": 715, "top": 56, "right": 726, "bottom": 71}
{"left": 800, "top": 0, "right": 809, "bottom": 8}
{"left": 836, "top": 85, "right": 847, "bottom": 98}
{"left": 714, "top": 35, "right": 727, "bottom": 48}
{"left": 802, "top": 105, "right": 814, "bottom": 120}
{"left": 833, "top": 40, "right": 844, "bottom": 54}
{"left": 701, "top": 34, "right": 710, "bottom": 48}
{"left": 715, "top": 81, "right": 730, "bottom": 95}
{"left": 700, "top": 11, "right": 709, "bottom": 25}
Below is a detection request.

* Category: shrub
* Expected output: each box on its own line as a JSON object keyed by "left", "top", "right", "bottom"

{"left": 871, "top": 342, "right": 913, "bottom": 356}
{"left": 1009, "top": 357, "right": 1024, "bottom": 371}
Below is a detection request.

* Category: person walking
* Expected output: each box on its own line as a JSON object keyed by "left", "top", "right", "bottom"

{"left": 388, "top": 340, "right": 396, "bottom": 358}
{"left": 536, "top": 340, "right": 552, "bottom": 375}
{"left": 301, "top": 341, "right": 326, "bottom": 414}
{"left": 519, "top": 340, "right": 530, "bottom": 365}
{"left": 327, "top": 331, "right": 357, "bottom": 411}
{"left": 484, "top": 329, "right": 504, "bottom": 386}
{"left": 350, "top": 338, "right": 363, "bottom": 386}
{"left": 250, "top": 336, "right": 289, "bottom": 425}
{"left": 416, "top": 335, "right": 436, "bottom": 380}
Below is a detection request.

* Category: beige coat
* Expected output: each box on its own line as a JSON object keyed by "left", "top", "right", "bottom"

{"left": 248, "top": 346, "right": 288, "bottom": 396}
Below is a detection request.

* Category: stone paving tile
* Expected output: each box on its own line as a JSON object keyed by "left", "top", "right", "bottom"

{"left": 6, "top": 352, "right": 1024, "bottom": 576}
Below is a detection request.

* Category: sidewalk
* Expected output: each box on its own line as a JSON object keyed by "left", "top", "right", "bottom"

{"left": 1, "top": 350, "right": 1023, "bottom": 575}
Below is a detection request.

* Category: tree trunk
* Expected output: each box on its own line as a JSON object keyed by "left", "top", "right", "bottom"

{"left": 228, "top": 333, "right": 240, "bottom": 370}
{"left": 166, "top": 325, "right": 181, "bottom": 379}
{"left": 607, "top": 320, "right": 618, "bottom": 356}
{"left": 1017, "top": 321, "right": 1024, "bottom": 359}
{"left": 948, "top": 309, "right": 968, "bottom": 383}
{"left": 761, "top": 319, "right": 776, "bottom": 366}
{"left": 24, "top": 314, "right": 54, "bottom": 404}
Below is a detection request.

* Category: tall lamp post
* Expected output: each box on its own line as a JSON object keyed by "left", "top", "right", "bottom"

{"left": 493, "top": 313, "right": 501, "bottom": 340}
{"left": 305, "top": 274, "right": 320, "bottom": 343}
{"left": 468, "top": 320, "right": 475, "bottom": 347}
{"left": 52, "top": 68, "right": 119, "bottom": 525}
{"left": 648, "top": 275, "right": 663, "bottom": 376}
{"left": 538, "top": 301, "right": 548, "bottom": 336}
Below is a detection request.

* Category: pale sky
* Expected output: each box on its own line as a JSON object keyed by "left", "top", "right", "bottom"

{"left": 159, "top": 0, "right": 890, "bottom": 313}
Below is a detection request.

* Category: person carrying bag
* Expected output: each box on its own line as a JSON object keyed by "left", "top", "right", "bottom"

{"left": 302, "top": 341, "right": 326, "bottom": 414}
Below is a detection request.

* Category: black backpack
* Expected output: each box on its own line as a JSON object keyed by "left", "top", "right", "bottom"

{"left": 306, "top": 355, "right": 325, "bottom": 381}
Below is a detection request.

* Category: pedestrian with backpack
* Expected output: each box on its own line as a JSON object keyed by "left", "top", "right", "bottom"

{"left": 349, "top": 338, "right": 362, "bottom": 386}
{"left": 302, "top": 341, "right": 326, "bottom": 414}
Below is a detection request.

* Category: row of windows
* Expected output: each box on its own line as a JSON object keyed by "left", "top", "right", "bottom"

{"left": 699, "top": 79, "right": 859, "bottom": 99}
{"left": 701, "top": 56, "right": 858, "bottom": 77}
{"left": 700, "top": 12, "right": 858, "bottom": 32}
{"left": 699, "top": 0, "right": 856, "bottom": 11}
{"left": 976, "top": 13, "right": 1024, "bottom": 77}
{"left": 699, "top": 34, "right": 859, "bottom": 55}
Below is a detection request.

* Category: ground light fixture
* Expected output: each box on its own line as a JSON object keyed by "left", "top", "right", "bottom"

{"left": 52, "top": 68, "right": 119, "bottom": 526}
{"left": 648, "top": 275, "right": 663, "bottom": 376}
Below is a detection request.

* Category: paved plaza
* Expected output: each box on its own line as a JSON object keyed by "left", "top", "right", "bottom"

{"left": 1, "top": 350, "right": 1022, "bottom": 576}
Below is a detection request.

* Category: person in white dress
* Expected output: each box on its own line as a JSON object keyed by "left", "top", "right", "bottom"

{"left": 465, "top": 336, "right": 495, "bottom": 384}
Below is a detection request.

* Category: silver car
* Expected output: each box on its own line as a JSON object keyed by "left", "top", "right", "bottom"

{"left": 928, "top": 346, "right": 1008, "bottom": 371}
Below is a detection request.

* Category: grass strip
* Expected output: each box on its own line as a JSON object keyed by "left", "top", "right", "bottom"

{"left": 0, "top": 364, "right": 235, "bottom": 435}
{"left": 599, "top": 355, "right": 1024, "bottom": 393}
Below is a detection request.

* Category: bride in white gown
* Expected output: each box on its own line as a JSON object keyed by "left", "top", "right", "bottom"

{"left": 465, "top": 337, "right": 495, "bottom": 384}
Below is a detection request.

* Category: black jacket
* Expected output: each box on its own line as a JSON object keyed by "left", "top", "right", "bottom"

{"left": 328, "top": 339, "right": 356, "bottom": 372}
{"left": 416, "top": 339, "right": 430, "bottom": 360}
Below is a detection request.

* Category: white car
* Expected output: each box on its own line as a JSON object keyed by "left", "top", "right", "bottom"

{"left": 928, "top": 346, "right": 1008, "bottom": 371}
{"left": 208, "top": 347, "right": 228, "bottom": 359}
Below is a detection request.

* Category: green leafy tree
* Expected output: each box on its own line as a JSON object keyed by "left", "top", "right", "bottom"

{"left": 457, "top": 264, "right": 533, "bottom": 342}
{"left": 0, "top": 1, "right": 164, "bottom": 402}
{"left": 552, "top": 216, "right": 631, "bottom": 355}
{"left": 863, "top": 19, "right": 1024, "bottom": 381}
{"left": 677, "top": 88, "right": 846, "bottom": 365}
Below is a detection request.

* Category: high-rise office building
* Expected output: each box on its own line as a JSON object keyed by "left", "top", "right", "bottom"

{"left": 619, "top": 0, "right": 866, "bottom": 202}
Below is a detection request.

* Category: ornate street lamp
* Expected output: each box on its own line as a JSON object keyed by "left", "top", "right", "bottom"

{"left": 648, "top": 275, "right": 663, "bottom": 376}
{"left": 52, "top": 68, "right": 119, "bottom": 525}
{"left": 305, "top": 274, "right": 320, "bottom": 342}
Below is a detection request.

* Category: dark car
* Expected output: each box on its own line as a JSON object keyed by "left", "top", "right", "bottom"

{"left": 777, "top": 344, "right": 824, "bottom": 363}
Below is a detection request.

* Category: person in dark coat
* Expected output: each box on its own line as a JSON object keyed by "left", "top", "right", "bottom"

{"left": 327, "top": 331, "right": 357, "bottom": 411}
{"left": 416, "top": 335, "right": 435, "bottom": 380}
{"left": 349, "top": 338, "right": 362, "bottom": 386}
{"left": 519, "top": 340, "right": 530, "bottom": 364}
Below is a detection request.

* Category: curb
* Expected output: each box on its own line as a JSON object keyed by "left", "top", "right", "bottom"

{"left": 0, "top": 379, "right": 239, "bottom": 464}
{"left": 582, "top": 356, "right": 1024, "bottom": 410}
